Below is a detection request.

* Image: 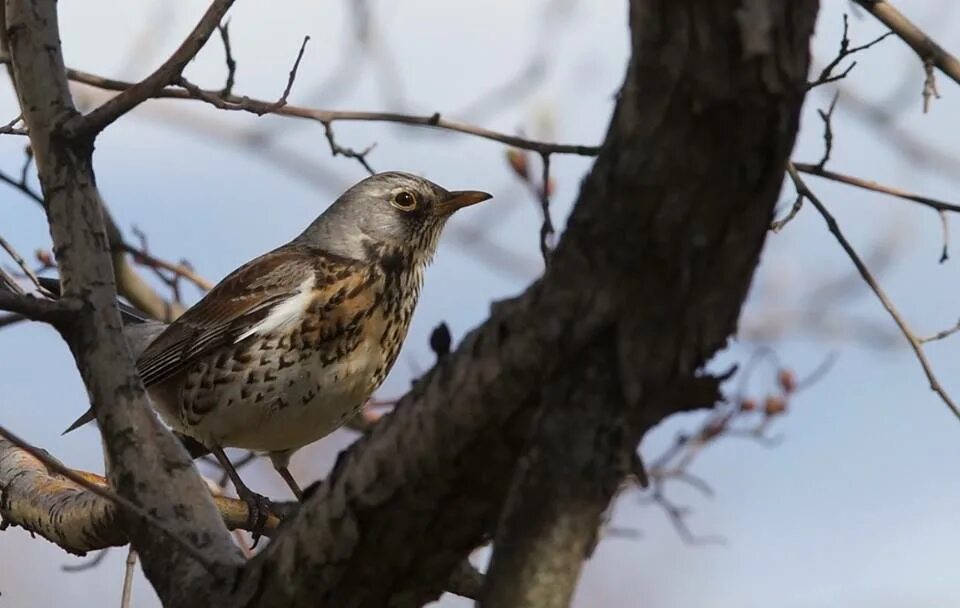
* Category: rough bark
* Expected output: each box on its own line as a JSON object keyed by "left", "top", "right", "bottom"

{"left": 482, "top": 339, "right": 629, "bottom": 608}
{"left": 4, "top": 0, "right": 242, "bottom": 604}
{"left": 0, "top": 0, "right": 818, "bottom": 606}
{"left": 482, "top": 2, "right": 819, "bottom": 603}
{"left": 234, "top": 2, "right": 818, "bottom": 607}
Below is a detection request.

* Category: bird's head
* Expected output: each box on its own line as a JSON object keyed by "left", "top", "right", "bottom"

{"left": 297, "top": 171, "right": 492, "bottom": 266}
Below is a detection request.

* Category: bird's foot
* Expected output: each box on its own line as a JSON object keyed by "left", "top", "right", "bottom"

{"left": 236, "top": 488, "right": 274, "bottom": 548}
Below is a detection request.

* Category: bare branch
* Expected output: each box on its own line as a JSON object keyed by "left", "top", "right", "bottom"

{"left": 786, "top": 163, "right": 960, "bottom": 421}
{"left": 0, "top": 112, "right": 26, "bottom": 135}
{"left": 216, "top": 21, "right": 236, "bottom": 96}
{"left": 121, "top": 548, "right": 137, "bottom": 608}
{"left": 0, "top": 433, "right": 281, "bottom": 556}
{"left": 275, "top": 35, "right": 310, "bottom": 109}
{"left": 538, "top": 153, "right": 554, "bottom": 266}
{"left": 54, "top": 65, "right": 601, "bottom": 156}
{"left": 939, "top": 210, "right": 949, "bottom": 263}
{"left": 122, "top": 241, "right": 213, "bottom": 292}
{"left": 0, "top": 166, "right": 42, "bottom": 204}
{"left": 770, "top": 191, "right": 805, "bottom": 232}
{"left": 0, "top": 290, "right": 77, "bottom": 322}
{"left": 67, "top": 0, "right": 236, "bottom": 137}
{"left": 807, "top": 14, "right": 893, "bottom": 90}
{"left": 853, "top": 0, "right": 960, "bottom": 108}
{"left": 920, "top": 319, "right": 960, "bottom": 344}
{"left": 792, "top": 163, "right": 960, "bottom": 214}
{"left": 0, "top": 233, "right": 45, "bottom": 292}
{"left": 0, "top": 426, "right": 219, "bottom": 572}
{"left": 815, "top": 91, "right": 839, "bottom": 170}
{"left": 321, "top": 121, "right": 376, "bottom": 174}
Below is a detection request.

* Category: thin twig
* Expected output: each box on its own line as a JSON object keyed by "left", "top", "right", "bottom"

{"left": 939, "top": 210, "right": 949, "bottom": 263}
{"left": 19, "top": 144, "right": 33, "bottom": 185}
{"left": 537, "top": 152, "right": 554, "bottom": 265}
{"left": 321, "top": 121, "right": 376, "bottom": 174}
{"left": 808, "top": 14, "right": 894, "bottom": 90}
{"left": 0, "top": 264, "right": 24, "bottom": 296}
{"left": 920, "top": 319, "right": 960, "bottom": 344}
{"left": 770, "top": 191, "right": 805, "bottom": 232}
{"left": 275, "top": 35, "right": 310, "bottom": 109}
{"left": 0, "top": 113, "right": 27, "bottom": 135}
{"left": 815, "top": 92, "right": 839, "bottom": 170}
{"left": 121, "top": 547, "right": 137, "bottom": 608}
{"left": 217, "top": 21, "right": 236, "bottom": 96}
{"left": 923, "top": 56, "right": 941, "bottom": 113}
{"left": 0, "top": 233, "right": 45, "bottom": 292}
{"left": 0, "top": 167, "right": 43, "bottom": 204}
{"left": 853, "top": 0, "right": 960, "bottom": 91}
{"left": 786, "top": 162, "right": 960, "bottom": 421}
{"left": 121, "top": 242, "right": 213, "bottom": 291}
{"left": 0, "top": 425, "right": 222, "bottom": 574}
{"left": 792, "top": 163, "right": 960, "bottom": 214}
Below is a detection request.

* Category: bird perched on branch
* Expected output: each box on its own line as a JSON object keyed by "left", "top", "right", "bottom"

{"left": 64, "top": 171, "right": 491, "bottom": 530}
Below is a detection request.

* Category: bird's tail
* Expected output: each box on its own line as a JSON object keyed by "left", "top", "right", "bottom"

{"left": 37, "top": 276, "right": 151, "bottom": 325}
{"left": 40, "top": 277, "right": 164, "bottom": 435}
{"left": 62, "top": 409, "right": 96, "bottom": 435}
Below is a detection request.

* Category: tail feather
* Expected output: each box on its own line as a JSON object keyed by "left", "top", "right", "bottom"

{"left": 62, "top": 409, "right": 96, "bottom": 435}
{"left": 44, "top": 276, "right": 167, "bottom": 435}
{"left": 38, "top": 276, "right": 152, "bottom": 324}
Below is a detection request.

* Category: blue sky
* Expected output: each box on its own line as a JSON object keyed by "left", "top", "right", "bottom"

{"left": 2, "top": 1, "right": 960, "bottom": 606}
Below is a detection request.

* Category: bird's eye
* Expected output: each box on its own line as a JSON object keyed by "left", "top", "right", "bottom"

{"left": 391, "top": 190, "right": 418, "bottom": 211}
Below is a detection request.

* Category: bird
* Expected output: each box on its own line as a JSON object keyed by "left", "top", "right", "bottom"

{"left": 64, "top": 171, "right": 492, "bottom": 528}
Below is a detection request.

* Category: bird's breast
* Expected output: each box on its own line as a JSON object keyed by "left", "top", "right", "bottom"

{"left": 166, "top": 273, "right": 422, "bottom": 452}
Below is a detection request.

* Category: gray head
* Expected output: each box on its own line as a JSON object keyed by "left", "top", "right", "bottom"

{"left": 295, "top": 171, "right": 491, "bottom": 264}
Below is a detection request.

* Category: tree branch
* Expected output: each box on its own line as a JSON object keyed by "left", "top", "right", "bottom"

{"left": 0, "top": 290, "right": 77, "bottom": 322}
{"left": 55, "top": 66, "right": 600, "bottom": 156}
{"left": 853, "top": 0, "right": 960, "bottom": 88}
{"left": 786, "top": 163, "right": 960, "bottom": 420}
{"left": 793, "top": 162, "right": 960, "bottom": 213}
{"left": 482, "top": 340, "right": 628, "bottom": 607}
{"left": 0, "top": 435, "right": 280, "bottom": 555}
{"left": 4, "top": 1, "right": 242, "bottom": 603}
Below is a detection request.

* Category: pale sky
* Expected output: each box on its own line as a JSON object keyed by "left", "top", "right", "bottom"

{"left": 2, "top": 2, "right": 960, "bottom": 607}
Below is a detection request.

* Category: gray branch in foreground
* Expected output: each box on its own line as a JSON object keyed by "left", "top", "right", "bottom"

{"left": 4, "top": 1, "right": 242, "bottom": 604}
{"left": 0, "top": 290, "right": 76, "bottom": 322}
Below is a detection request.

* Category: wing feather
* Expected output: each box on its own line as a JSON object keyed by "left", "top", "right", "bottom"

{"left": 135, "top": 245, "right": 364, "bottom": 388}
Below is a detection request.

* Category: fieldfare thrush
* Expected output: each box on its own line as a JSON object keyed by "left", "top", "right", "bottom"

{"left": 65, "top": 171, "right": 492, "bottom": 525}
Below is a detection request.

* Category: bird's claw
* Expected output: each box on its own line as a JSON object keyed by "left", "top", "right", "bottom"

{"left": 238, "top": 489, "right": 274, "bottom": 548}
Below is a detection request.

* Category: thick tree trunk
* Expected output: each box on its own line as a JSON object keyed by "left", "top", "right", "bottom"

{"left": 235, "top": 2, "right": 818, "bottom": 607}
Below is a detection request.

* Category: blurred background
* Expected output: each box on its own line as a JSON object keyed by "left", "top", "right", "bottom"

{"left": 2, "top": 1, "right": 960, "bottom": 606}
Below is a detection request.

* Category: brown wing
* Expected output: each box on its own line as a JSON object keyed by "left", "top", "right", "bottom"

{"left": 136, "top": 245, "right": 365, "bottom": 388}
